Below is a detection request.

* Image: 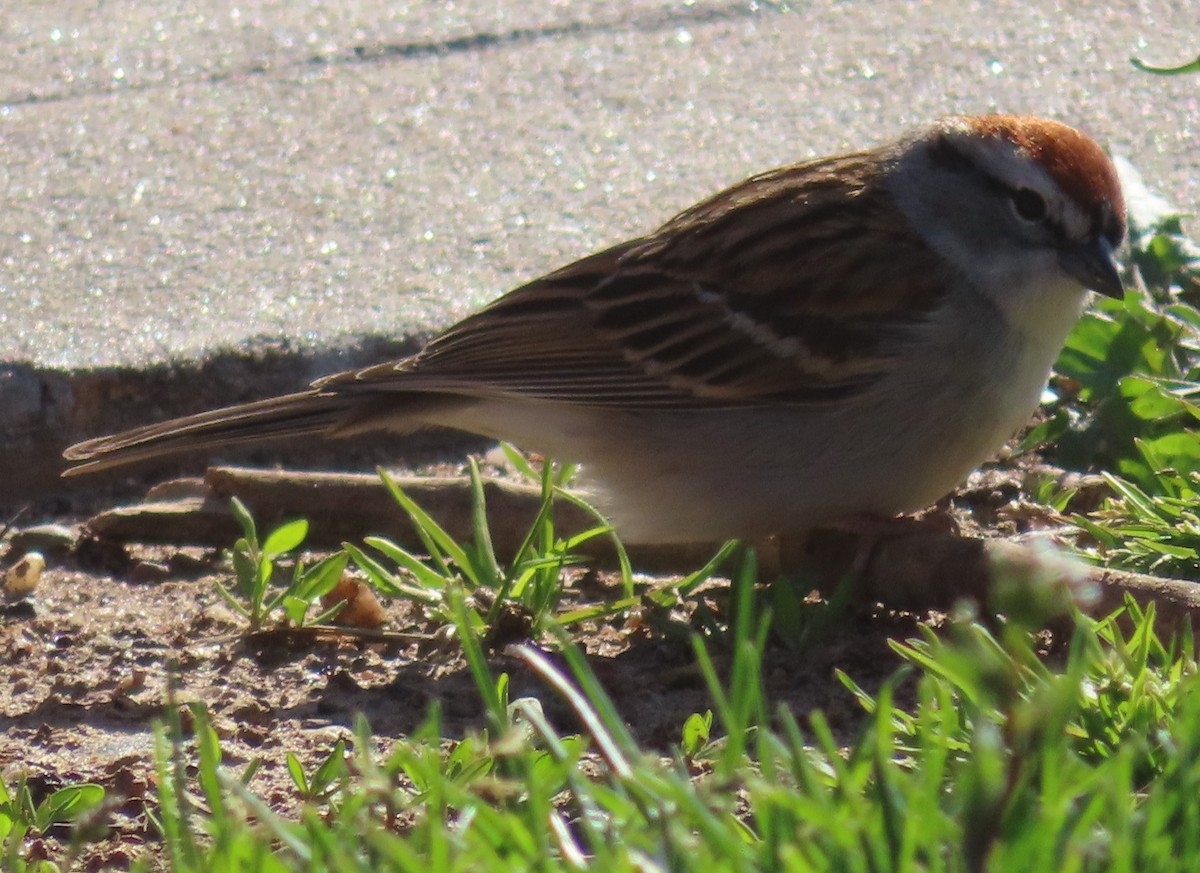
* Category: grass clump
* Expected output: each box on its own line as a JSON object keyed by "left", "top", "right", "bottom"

{"left": 345, "top": 453, "right": 635, "bottom": 637}
{"left": 1, "top": 776, "right": 106, "bottom": 873}
{"left": 217, "top": 497, "right": 349, "bottom": 630}
{"left": 133, "top": 546, "right": 1200, "bottom": 872}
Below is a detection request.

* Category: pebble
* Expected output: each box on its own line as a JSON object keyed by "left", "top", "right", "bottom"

{"left": 10, "top": 524, "right": 77, "bottom": 554}
{"left": 4, "top": 551, "right": 45, "bottom": 599}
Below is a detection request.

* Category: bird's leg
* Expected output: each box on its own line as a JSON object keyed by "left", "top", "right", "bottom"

{"left": 771, "top": 502, "right": 962, "bottom": 607}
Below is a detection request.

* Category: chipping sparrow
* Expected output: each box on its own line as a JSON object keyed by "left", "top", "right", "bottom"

{"left": 65, "top": 115, "right": 1125, "bottom": 544}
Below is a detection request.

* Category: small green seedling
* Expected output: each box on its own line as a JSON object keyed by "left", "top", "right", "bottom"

{"left": 0, "top": 773, "right": 105, "bottom": 873}
{"left": 348, "top": 451, "right": 632, "bottom": 640}
{"left": 218, "top": 497, "right": 349, "bottom": 631}
{"left": 287, "top": 741, "right": 349, "bottom": 806}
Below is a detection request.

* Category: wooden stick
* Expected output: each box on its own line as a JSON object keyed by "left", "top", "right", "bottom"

{"left": 85, "top": 466, "right": 1200, "bottom": 629}
{"left": 783, "top": 528, "right": 1200, "bottom": 633}
{"left": 88, "top": 466, "right": 717, "bottom": 573}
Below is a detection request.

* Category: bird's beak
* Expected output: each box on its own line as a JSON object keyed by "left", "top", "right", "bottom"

{"left": 1060, "top": 236, "right": 1124, "bottom": 299}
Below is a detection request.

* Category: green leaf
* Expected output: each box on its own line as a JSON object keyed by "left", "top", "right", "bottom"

{"left": 1070, "top": 514, "right": 1121, "bottom": 549}
{"left": 448, "top": 586, "right": 504, "bottom": 728}
{"left": 263, "top": 518, "right": 309, "bottom": 558}
{"left": 347, "top": 540, "right": 443, "bottom": 603}
{"left": 681, "top": 711, "right": 713, "bottom": 757}
{"left": 309, "top": 740, "right": 348, "bottom": 796}
{"left": 500, "top": 442, "right": 539, "bottom": 482}
{"left": 306, "top": 601, "right": 349, "bottom": 626}
{"left": 212, "top": 577, "right": 252, "bottom": 619}
{"left": 1141, "top": 541, "right": 1198, "bottom": 560}
{"left": 379, "top": 469, "right": 479, "bottom": 586}
{"left": 240, "top": 757, "right": 262, "bottom": 785}
{"left": 1140, "top": 431, "right": 1200, "bottom": 479}
{"left": 229, "top": 546, "right": 256, "bottom": 586}
{"left": 33, "top": 783, "right": 105, "bottom": 831}
{"left": 286, "top": 753, "right": 308, "bottom": 795}
{"left": 1131, "top": 54, "right": 1200, "bottom": 75}
{"left": 194, "top": 707, "right": 225, "bottom": 818}
{"left": 282, "top": 594, "right": 310, "bottom": 626}
{"left": 253, "top": 555, "right": 274, "bottom": 605}
{"left": 677, "top": 540, "right": 740, "bottom": 597}
{"left": 1019, "top": 408, "right": 1071, "bottom": 452}
{"left": 1122, "top": 376, "right": 1187, "bottom": 421}
{"left": 293, "top": 552, "right": 349, "bottom": 602}
{"left": 467, "top": 458, "right": 501, "bottom": 588}
{"left": 230, "top": 497, "right": 258, "bottom": 546}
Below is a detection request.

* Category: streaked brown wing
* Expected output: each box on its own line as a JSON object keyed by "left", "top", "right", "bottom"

{"left": 320, "top": 149, "right": 947, "bottom": 408}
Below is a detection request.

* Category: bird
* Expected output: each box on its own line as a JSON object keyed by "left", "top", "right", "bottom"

{"left": 64, "top": 114, "right": 1125, "bottom": 544}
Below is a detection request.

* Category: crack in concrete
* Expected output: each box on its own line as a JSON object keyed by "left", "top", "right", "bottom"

{"left": 1, "top": 2, "right": 774, "bottom": 108}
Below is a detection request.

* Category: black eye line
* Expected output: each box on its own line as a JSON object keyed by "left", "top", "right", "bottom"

{"left": 978, "top": 173, "right": 1068, "bottom": 244}
{"left": 927, "top": 135, "right": 1073, "bottom": 245}
{"left": 927, "top": 134, "right": 976, "bottom": 173}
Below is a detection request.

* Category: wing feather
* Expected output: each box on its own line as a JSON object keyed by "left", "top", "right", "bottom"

{"left": 320, "top": 148, "right": 947, "bottom": 408}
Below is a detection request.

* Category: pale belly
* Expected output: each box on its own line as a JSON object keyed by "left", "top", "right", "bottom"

{"left": 430, "top": 309, "right": 1065, "bottom": 543}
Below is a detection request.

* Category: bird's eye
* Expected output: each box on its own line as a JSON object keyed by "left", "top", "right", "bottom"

{"left": 1010, "top": 187, "right": 1047, "bottom": 223}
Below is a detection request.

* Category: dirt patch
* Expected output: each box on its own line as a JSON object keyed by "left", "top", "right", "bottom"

{"left": 3, "top": 454, "right": 1091, "bottom": 869}
{"left": 0, "top": 530, "right": 927, "bottom": 870}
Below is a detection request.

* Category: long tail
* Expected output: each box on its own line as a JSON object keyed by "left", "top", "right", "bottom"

{"left": 62, "top": 390, "right": 361, "bottom": 476}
